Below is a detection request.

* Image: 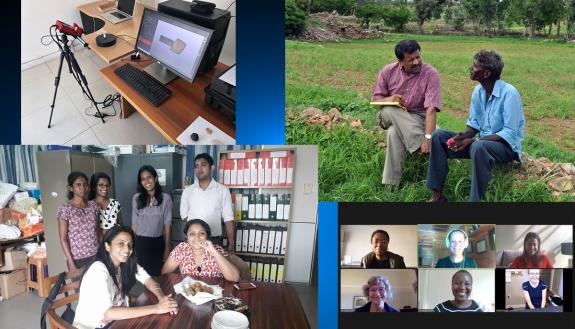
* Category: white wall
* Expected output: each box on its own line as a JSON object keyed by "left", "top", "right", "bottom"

{"left": 496, "top": 225, "right": 573, "bottom": 268}
{"left": 418, "top": 269, "right": 495, "bottom": 312}
{"left": 340, "top": 269, "right": 418, "bottom": 311}
{"left": 22, "top": 0, "right": 236, "bottom": 68}
{"left": 341, "top": 225, "right": 418, "bottom": 267}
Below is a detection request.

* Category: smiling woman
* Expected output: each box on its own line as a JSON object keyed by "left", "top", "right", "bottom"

{"left": 434, "top": 270, "right": 483, "bottom": 312}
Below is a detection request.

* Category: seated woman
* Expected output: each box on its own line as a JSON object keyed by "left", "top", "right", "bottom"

{"left": 523, "top": 269, "right": 547, "bottom": 309}
{"left": 511, "top": 232, "right": 553, "bottom": 268}
{"left": 435, "top": 229, "right": 477, "bottom": 268}
{"left": 434, "top": 270, "right": 483, "bottom": 312}
{"left": 161, "top": 219, "right": 240, "bottom": 282}
{"left": 73, "top": 226, "right": 178, "bottom": 329}
{"left": 355, "top": 275, "right": 398, "bottom": 312}
{"left": 361, "top": 230, "right": 406, "bottom": 269}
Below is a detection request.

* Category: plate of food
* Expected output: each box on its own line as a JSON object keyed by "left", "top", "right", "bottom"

{"left": 174, "top": 277, "right": 223, "bottom": 305}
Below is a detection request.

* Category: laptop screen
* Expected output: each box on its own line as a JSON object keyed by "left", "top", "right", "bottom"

{"left": 118, "top": 0, "right": 136, "bottom": 16}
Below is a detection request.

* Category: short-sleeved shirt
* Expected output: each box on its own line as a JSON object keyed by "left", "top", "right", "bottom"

{"left": 73, "top": 261, "right": 150, "bottom": 329}
{"left": 434, "top": 300, "right": 483, "bottom": 312}
{"left": 131, "top": 193, "right": 172, "bottom": 237}
{"left": 170, "top": 241, "right": 228, "bottom": 278}
{"left": 57, "top": 200, "right": 100, "bottom": 260}
{"left": 522, "top": 280, "right": 547, "bottom": 308}
{"left": 466, "top": 80, "right": 525, "bottom": 160}
{"left": 180, "top": 179, "right": 234, "bottom": 237}
{"left": 511, "top": 254, "right": 553, "bottom": 269}
{"left": 99, "top": 198, "right": 122, "bottom": 230}
{"left": 371, "top": 62, "right": 442, "bottom": 113}
{"left": 435, "top": 256, "right": 477, "bottom": 268}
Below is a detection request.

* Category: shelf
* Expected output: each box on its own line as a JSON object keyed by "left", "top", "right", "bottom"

{"left": 236, "top": 252, "right": 285, "bottom": 258}
{"left": 236, "top": 220, "right": 288, "bottom": 225}
{"left": 226, "top": 185, "right": 292, "bottom": 189}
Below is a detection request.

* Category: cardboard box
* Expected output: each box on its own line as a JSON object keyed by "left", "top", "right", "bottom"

{"left": 0, "top": 269, "right": 26, "bottom": 299}
{"left": 0, "top": 248, "right": 27, "bottom": 271}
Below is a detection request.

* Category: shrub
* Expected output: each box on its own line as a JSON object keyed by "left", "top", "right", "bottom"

{"left": 285, "top": 0, "right": 307, "bottom": 36}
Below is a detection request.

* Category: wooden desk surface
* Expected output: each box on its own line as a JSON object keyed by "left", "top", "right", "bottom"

{"left": 109, "top": 273, "right": 310, "bottom": 329}
{"left": 100, "top": 57, "right": 235, "bottom": 143}
{"left": 78, "top": 1, "right": 147, "bottom": 63}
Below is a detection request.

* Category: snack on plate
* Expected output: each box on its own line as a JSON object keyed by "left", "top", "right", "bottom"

{"left": 185, "top": 281, "right": 214, "bottom": 296}
{"left": 214, "top": 297, "right": 249, "bottom": 314}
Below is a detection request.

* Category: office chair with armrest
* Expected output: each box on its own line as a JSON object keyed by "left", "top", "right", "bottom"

{"left": 40, "top": 267, "right": 83, "bottom": 329}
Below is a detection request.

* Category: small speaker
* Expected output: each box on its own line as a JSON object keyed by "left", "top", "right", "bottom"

{"left": 96, "top": 34, "right": 117, "bottom": 47}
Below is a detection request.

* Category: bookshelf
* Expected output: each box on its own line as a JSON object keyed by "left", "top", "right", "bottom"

{"left": 218, "top": 147, "right": 296, "bottom": 284}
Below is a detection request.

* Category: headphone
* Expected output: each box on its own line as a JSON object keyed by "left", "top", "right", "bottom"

{"left": 445, "top": 229, "right": 469, "bottom": 249}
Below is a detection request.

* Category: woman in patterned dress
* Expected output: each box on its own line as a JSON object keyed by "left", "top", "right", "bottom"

{"left": 57, "top": 171, "right": 101, "bottom": 271}
{"left": 161, "top": 219, "right": 239, "bottom": 282}
{"left": 89, "top": 172, "right": 122, "bottom": 235}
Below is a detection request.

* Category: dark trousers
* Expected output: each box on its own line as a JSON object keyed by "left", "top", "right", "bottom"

{"left": 426, "top": 130, "right": 516, "bottom": 202}
{"left": 135, "top": 235, "right": 165, "bottom": 277}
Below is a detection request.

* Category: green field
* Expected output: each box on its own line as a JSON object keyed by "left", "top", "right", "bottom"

{"left": 286, "top": 33, "right": 575, "bottom": 202}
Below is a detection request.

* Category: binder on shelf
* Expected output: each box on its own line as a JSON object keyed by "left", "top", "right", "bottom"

{"left": 247, "top": 225, "right": 256, "bottom": 253}
{"left": 257, "top": 156, "right": 265, "bottom": 187}
{"left": 250, "top": 157, "right": 258, "bottom": 186}
{"left": 277, "top": 259, "right": 284, "bottom": 283}
{"left": 241, "top": 225, "right": 249, "bottom": 252}
{"left": 281, "top": 229, "right": 287, "bottom": 255}
{"left": 234, "top": 193, "right": 242, "bottom": 221}
{"left": 218, "top": 159, "right": 225, "bottom": 184}
{"left": 235, "top": 228, "right": 242, "bottom": 252}
{"left": 241, "top": 194, "right": 249, "bottom": 220}
{"left": 254, "top": 226, "right": 262, "bottom": 254}
{"left": 273, "top": 229, "right": 282, "bottom": 255}
{"left": 263, "top": 259, "right": 271, "bottom": 282}
{"left": 255, "top": 193, "right": 263, "bottom": 220}
{"left": 260, "top": 151, "right": 272, "bottom": 186}
{"left": 224, "top": 159, "right": 232, "bottom": 185}
{"left": 286, "top": 155, "right": 294, "bottom": 186}
{"left": 272, "top": 157, "right": 280, "bottom": 186}
{"left": 248, "top": 193, "right": 256, "bottom": 220}
{"left": 267, "top": 227, "right": 276, "bottom": 255}
{"left": 283, "top": 194, "right": 290, "bottom": 221}
{"left": 237, "top": 158, "right": 244, "bottom": 186}
{"left": 279, "top": 157, "right": 287, "bottom": 185}
{"left": 262, "top": 194, "right": 270, "bottom": 220}
{"left": 270, "top": 258, "right": 278, "bottom": 283}
{"left": 261, "top": 228, "right": 270, "bottom": 254}
{"left": 243, "top": 158, "right": 251, "bottom": 186}
{"left": 230, "top": 159, "right": 238, "bottom": 186}
{"left": 256, "top": 258, "right": 264, "bottom": 281}
{"left": 276, "top": 194, "right": 285, "bottom": 221}
{"left": 269, "top": 194, "right": 277, "bottom": 220}
{"left": 250, "top": 257, "right": 258, "bottom": 281}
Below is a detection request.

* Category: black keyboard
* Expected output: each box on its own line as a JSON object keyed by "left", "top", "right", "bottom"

{"left": 114, "top": 63, "right": 171, "bottom": 107}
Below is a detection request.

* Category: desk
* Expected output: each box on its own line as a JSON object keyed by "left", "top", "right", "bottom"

{"left": 100, "top": 56, "right": 235, "bottom": 143}
{"left": 109, "top": 273, "right": 310, "bottom": 329}
{"left": 78, "top": 1, "right": 146, "bottom": 63}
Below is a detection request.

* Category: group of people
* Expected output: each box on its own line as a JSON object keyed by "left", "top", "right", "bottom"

{"left": 360, "top": 229, "right": 554, "bottom": 269}
{"left": 374, "top": 40, "right": 525, "bottom": 202}
{"left": 55, "top": 153, "right": 239, "bottom": 329}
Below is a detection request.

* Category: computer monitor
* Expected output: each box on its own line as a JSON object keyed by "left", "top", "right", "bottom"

{"left": 135, "top": 8, "right": 213, "bottom": 84}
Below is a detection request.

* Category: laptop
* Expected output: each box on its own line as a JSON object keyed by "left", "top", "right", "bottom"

{"left": 100, "top": 0, "right": 136, "bottom": 24}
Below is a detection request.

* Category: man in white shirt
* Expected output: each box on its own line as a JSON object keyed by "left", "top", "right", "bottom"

{"left": 180, "top": 153, "right": 234, "bottom": 251}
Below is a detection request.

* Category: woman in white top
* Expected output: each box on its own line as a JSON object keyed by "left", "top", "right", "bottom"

{"left": 73, "top": 226, "right": 178, "bottom": 329}
{"left": 89, "top": 172, "right": 122, "bottom": 234}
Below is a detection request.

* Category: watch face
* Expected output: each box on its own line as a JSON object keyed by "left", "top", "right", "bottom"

{"left": 425, "top": 134, "right": 432, "bottom": 140}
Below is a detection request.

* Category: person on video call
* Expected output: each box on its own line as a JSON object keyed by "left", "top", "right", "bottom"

{"left": 522, "top": 269, "right": 547, "bottom": 309}
{"left": 427, "top": 50, "right": 525, "bottom": 202}
{"left": 511, "top": 232, "right": 553, "bottom": 268}
{"left": 355, "top": 275, "right": 399, "bottom": 312}
{"left": 372, "top": 39, "right": 441, "bottom": 186}
{"left": 361, "top": 229, "right": 406, "bottom": 268}
{"left": 435, "top": 229, "right": 477, "bottom": 268}
{"left": 434, "top": 270, "right": 483, "bottom": 312}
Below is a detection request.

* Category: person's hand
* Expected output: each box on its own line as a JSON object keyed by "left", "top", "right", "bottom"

{"left": 449, "top": 136, "right": 474, "bottom": 152}
{"left": 420, "top": 138, "right": 430, "bottom": 156}
{"left": 384, "top": 94, "right": 406, "bottom": 108}
{"left": 156, "top": 294, "right": 178, "bottom": 315}
{"left": 203, "top": 240, "right": 217, "bottom": 254}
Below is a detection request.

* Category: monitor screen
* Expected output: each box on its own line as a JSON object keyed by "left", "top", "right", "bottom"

{"left": 118, "top": 0, "right": 136, "bottom": 16}
{"left": 135, "top": 8, "right": 213, "bottom": 83}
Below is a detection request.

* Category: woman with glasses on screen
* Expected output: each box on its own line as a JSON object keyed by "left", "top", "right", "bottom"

{"left": 355, "top": 275, "right": 398, "bottom": 312}
{"left": 511, "top": 232, "right": 553, "bottom": 268}
{"left": 522, "top": 269, "right": 547, "bottom": 309}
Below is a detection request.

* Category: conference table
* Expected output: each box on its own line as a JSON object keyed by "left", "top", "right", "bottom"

{"left": 109, "top": 273, "right": 311, "bottom": 329}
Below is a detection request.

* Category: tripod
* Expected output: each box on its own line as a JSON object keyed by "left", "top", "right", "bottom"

{"left": 48, "top": 33, "right": 105, "bottom": 128}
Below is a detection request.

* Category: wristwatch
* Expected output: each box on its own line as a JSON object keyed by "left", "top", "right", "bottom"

{"left": 424, "top": 134, "right": 432, "bottom": 140}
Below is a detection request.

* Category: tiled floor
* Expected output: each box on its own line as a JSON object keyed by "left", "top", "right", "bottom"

{"left": 0, "top": 283, "right": 318, "bottom": 329}
{"left": 21, "top": 49, "right": 169, "bottom": 145}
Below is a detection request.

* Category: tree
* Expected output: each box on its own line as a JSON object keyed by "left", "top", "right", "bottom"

{"left": 567, "top": 0, "right": 575, "bottom": 39}
{"left": 310, "top": 0, "right": 356, "bottom": 14}
{"left": 355, "top": 2, "right": 386, "bottom": 28}
{"left": 382, "top": 6, "right": 412, "bottom": 32}
{"left": 508, "top": 0, "right": 564, "bottom": 38}
{"left": 414, "top": 0, "right": 447, "bottom": 34}
{"left": 285, "top": 0, "right": 308, "bottom": 36}
{"left": 444, "top": 5, "right": 467, "bottom": 31}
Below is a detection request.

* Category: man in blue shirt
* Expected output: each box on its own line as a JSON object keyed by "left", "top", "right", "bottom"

{"left": 426, "top": 50, "right": 525, "bottom": 202}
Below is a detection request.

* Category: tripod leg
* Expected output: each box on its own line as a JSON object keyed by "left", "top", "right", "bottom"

{"left": 48, "top": 52, "right": 66, "bottom": 128}
{"left": 68, "top": 52, "right": 106, "bottom": 124}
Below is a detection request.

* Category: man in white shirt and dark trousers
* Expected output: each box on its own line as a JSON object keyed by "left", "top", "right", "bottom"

{"left": 180, "top": 153, "right": 235, "bottom": 252}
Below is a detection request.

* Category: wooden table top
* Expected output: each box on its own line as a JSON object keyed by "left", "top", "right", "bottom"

{"left": 100, "top": 56, "right": 236, "bottom": 143}
{"left": 108, "top": 273, "right": 310, "bottom": 329}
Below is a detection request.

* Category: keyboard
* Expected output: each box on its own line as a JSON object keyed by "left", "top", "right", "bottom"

{"left": 114, "top": 63, "right": 172, "bottom": 107}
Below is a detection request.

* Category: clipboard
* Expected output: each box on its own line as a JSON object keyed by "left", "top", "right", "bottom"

{"left": 370, "top": 101, "right": 407, "bottom": 112}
